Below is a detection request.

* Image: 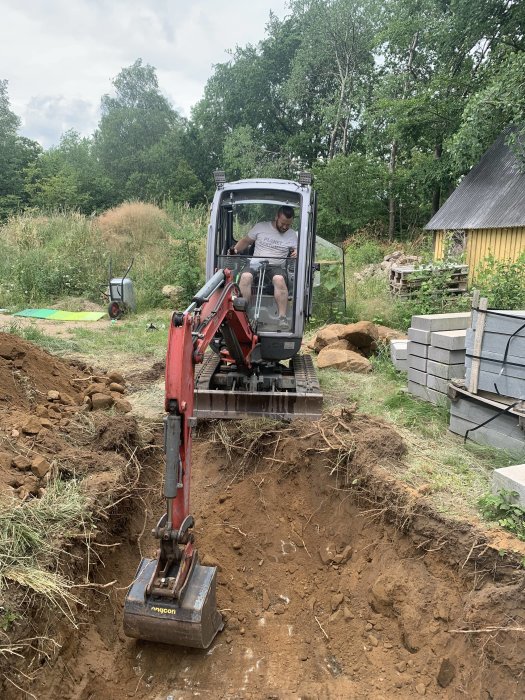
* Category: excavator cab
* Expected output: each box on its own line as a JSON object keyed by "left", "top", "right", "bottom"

{"left": 206, "top": 173, "right": 317, "bottom": 359}
{"left": 194, "top": 173, "right": 322, "bottom": 420}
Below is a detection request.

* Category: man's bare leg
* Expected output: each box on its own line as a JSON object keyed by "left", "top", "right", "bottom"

{"left": 239, "top": 272, "right": 253, "bottom": 305}
{"left": 272, "top": 275, "right": 288, "bottom": 317}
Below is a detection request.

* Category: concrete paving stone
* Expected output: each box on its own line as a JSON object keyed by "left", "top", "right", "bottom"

{"left": 408, "top": 367, "right": 427, "bottom": 385}
{"left": 492, "top": 464, "right": 525, "bottom": 507}
{"left": 408, "top": 327, "right": 432, "bottom": 344}
{"left": 407, "top": 341, "right": 429, "bottom": 358}
{"left": 428, "top": 346, "right": 466, "bottom": 364}
{"left": 449, "top": 415, "right": 525, "bottom": 455}
{"left": 392, "top": 358, "right": 408, "bottom": 372}
{"left": 408, "top": 355, "right": 427, "bottom": 372}
{"left": 430, "top": 329, "right": 466, "bottom": 351}
{"left": 466, "top": 329, "right": 525, "bottom": 359}
{"left": 472, "top": 309, "right": 525, "bottom": 335}
{"left": 427, "top": 360, "right": 465, "bottom": 380}
{"left": 464, "top": 368, "right": 525, "bottom": 400}
{"left": 408, "top": 381, "right": 448, "bottom": 406}
{"left": 411, "top": 312, "right": 471, "bottom": 332}
{"left": 426, "top": 374, "right": 450, "bottom": 393}
{"left": 465, "top": 349, "right": 525, "bottom": 378}
{"left": 450, "top": 398, "right": 525, "bottom": 440}
{"left": 390, "top": 339, "right": 408, "bottom": 361}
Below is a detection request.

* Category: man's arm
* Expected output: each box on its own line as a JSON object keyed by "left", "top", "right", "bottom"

{"left": 232, "top": 235, "right": 255, "bottom": 254}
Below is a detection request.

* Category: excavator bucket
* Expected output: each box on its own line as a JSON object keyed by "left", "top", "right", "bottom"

{"left": 194, "top": 353, "right": 323, "bottom": 420}
{"left": 123, "top": 557, "right": 223, "bottom": 649}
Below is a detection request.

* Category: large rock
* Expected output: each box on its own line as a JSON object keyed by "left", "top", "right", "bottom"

{"left": 90, "top": 393, "right": 114, "bottom": 410}
{"left": 340, "top": 321, "right": 379, "bottom": 349}
{"left": 375, "top": 325, "right": 407, "bottom": 343}
{"left": 313, "top": 324, "right": 351, "bottom": 352}
{"left": 317, "top": 347, "right": 372, "bottom": 373}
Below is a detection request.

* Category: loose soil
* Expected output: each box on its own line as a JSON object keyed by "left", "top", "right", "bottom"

{"left": 1, "top": 331, "right": 525, "bottom": 699}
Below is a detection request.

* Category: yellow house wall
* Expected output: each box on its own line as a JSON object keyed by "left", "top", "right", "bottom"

{"left": 433, "top": 227, "right": 525, "bottom": 283}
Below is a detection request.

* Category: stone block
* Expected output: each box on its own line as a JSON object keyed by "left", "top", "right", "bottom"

{"left": 409, "top": 355, "right": 427, "bottom": 372}
{"left": 428, "top": 346, "right": 466, "bottom": 365}
{"left": 464, "top": 367, "right": 525, "bottom": 400}
{"left": 393, "top": 358, "right": 408, "bottom": 372}
{"left": 492, "top": 464, "right": 525, "bottom": 506}
{"left": 430, "top": 329, "right": 466, "bottom": 351}
{"left": 411, "top": 312, "right": 471, "bottom": 332}
{"left": 449, "top": 415, "right": 525, "bottom": 454}
{"left": 408, "top": 341, "right": 428, "bottom": 358}
{"left": 408, "top": 381, "right": 448, "bottom": 406}
{"left": 408, "top": 380, "right": 430, "bottom": 401}
{"left": 450, "top": 397, "right": 525, "bottom": 441}
{"left": 408, "top": 327, "right": 432, "bottom": 344}
{"left": 427, "top": 360, "right": 465, "bottom": 380}
{"left": 472, "top": 309, "right": 525, "bottom": 335}
{"left": 466, "top": 328, "right": 525, "bottom": 360}
{"left": 426, "top": 374, "right": 450, "bottom": 393}
{"left": 408, "top": 367, "right": 426, "bottom": 385}
{"left": 390, "top": 339, "right": 408, "bottom": 361}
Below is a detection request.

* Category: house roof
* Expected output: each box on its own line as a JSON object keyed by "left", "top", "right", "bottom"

{"left": 425, "top": 131, "right": 525, "bottom": 230}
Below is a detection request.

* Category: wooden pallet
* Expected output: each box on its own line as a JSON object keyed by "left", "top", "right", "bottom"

{"left": 389, "top": 263, "right": 468, "bottom": 298}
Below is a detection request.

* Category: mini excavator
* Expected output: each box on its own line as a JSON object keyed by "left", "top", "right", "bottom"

{"left": 123, "top": 173, "right": 323, "bottom": 648}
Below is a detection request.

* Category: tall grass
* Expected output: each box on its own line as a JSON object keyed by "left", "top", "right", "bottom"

{"left": 0, "top": 202, "right": 208, "bottom": 312}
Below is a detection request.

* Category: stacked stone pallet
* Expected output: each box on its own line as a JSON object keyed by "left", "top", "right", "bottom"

{"left": 406, "top": 312, "right": 471, "bottom": 405}
{"left": 448, "top": 299, "right": 525, "bottom": 454}
{"left": 389, "top": 263, "right": 468, "bottom": 298}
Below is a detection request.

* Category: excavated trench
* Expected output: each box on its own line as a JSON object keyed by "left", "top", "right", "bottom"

{"left": 1, "top": 333, "right": 525, "bottom": 699}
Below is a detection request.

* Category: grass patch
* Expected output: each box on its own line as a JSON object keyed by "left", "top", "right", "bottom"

{"left": 70, "top": 313, "right": 169, "bottom": 359}
{"left": 0, "top": 479, "right": 93, "bottom": 620}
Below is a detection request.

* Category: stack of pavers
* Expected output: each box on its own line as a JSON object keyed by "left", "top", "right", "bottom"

{"left": 448, "top": 299, "right": 525, "bottom": 454}
{"left": 390, "top": 339, "right": 408, "bottom": 371}
{"left": 406, "top": 312, "right": 471, "bottom": 405}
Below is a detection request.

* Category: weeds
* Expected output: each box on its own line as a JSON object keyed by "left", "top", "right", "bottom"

{"left": 478, "top": 489, "right": 525, "bottom": 540}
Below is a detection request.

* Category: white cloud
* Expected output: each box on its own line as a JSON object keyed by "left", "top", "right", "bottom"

{"left": 0, "top": 0, "right": 288, "bottom": 148}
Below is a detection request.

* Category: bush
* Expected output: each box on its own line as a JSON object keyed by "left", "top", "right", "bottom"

{"left": 474, "top": 252, "right": 525, "bottom": 309}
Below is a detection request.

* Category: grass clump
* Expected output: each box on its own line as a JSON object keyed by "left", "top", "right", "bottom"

{"left": 0, "top": 479, "right": 93, "bottom": 619}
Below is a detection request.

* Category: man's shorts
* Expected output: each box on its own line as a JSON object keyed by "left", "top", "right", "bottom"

{"left": 244, "top": 260, "right": 287, "bottom": 282}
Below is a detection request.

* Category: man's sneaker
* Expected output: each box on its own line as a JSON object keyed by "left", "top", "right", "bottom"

{"left": 278, "top": 316, "right": 289, "bottom": 330}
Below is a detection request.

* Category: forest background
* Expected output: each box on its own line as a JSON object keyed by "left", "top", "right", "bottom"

{"left": 2, "top": 0, "right": 524, "bottom": 239}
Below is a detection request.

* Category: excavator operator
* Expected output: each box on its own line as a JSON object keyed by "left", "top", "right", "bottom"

{"left": 230, "top": 205, "right": 297, "bottom": 329}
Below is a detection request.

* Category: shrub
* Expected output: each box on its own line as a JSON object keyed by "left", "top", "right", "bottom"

{"left": 474, "top": 252, "right": 525, "bottom": 309}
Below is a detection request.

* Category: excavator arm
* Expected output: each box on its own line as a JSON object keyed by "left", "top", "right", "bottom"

{"left": 123, "top": 269, "right": 256, "bottom": 648}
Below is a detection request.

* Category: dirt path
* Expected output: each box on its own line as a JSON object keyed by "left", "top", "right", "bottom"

{"left": 2, "top": 332, "right": 525, "bottom": 699}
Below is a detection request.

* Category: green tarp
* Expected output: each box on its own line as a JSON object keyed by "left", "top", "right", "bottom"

{"left": 13, "top": 309, "right": 105, "bottom": 321}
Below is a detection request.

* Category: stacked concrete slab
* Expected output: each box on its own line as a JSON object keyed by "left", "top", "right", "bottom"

{"left": 465, "top": 309, "right": 525, "bottom": 399}
{"left": 406, "top": 313, "right": 471, "bottom": 405}
{"left": 449, "top": 394, "right": 525, "bottom": 454}
{"left": 448, "top": 304, "right": 525, "bottom": 454}
{"left": 390, "top": 339, "right": 408, "bottom": 371}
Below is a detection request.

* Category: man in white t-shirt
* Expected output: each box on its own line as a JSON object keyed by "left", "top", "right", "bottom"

{"left": 231, "top": 206, "right": 297, "bottom": 329}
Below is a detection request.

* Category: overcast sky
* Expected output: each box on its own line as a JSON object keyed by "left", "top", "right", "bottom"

{"left": 1, "top": 0, "right": 289, "bottom": 148}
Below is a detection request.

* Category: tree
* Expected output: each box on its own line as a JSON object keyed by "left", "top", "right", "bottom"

{"left": 93, "top": 59, "right": 182, "bottom": 198}
{"left": 24, "top": 130, "right": 114, "bottom": 213}
{"left": 0, "top": 80, "right": 41, "bottom": 219}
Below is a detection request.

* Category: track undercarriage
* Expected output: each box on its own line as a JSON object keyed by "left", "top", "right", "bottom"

{"left": 194, "top": 352, "right": 322, "bottom": 420}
